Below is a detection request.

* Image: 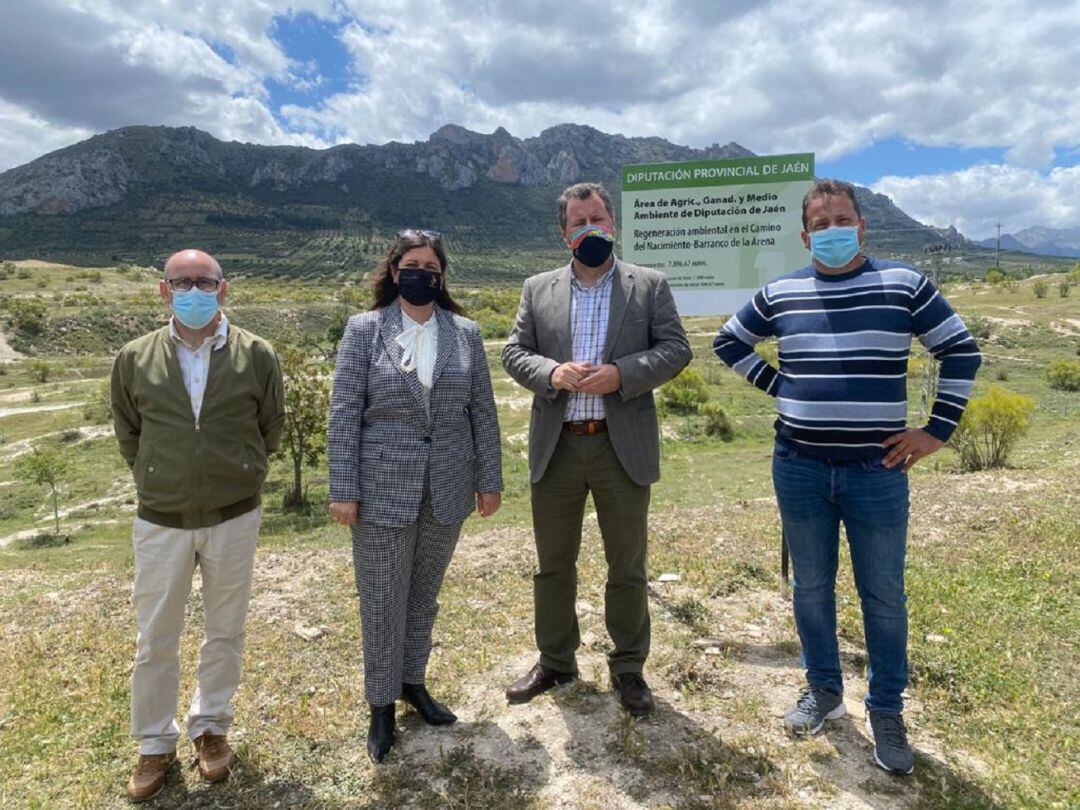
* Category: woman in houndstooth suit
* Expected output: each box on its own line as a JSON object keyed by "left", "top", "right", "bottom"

{"left": 327, "top": 230, "right": 503, "bottom": 763}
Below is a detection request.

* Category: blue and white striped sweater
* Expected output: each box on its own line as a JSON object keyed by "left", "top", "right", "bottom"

{"left": 713, "top": 257, "right": 982, "bottom": 460}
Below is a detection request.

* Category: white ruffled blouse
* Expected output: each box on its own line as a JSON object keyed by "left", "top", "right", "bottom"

{"left": 396, "top": 310, "right": 438, "bottom": 389}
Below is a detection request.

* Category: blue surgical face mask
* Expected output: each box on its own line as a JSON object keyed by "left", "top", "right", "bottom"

{"left": 809, "top": 226, "right": 861, "bottom": 268}
{"left": 171, "top": 288, "right": 219, "bottom": 329}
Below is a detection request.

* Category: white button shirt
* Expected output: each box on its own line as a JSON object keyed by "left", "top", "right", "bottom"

{"left": 168, "top": 313, "right": 229, "bottom": 423}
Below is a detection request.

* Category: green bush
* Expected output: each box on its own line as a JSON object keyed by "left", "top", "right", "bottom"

{"left": 1032, "top": 279, "right": 1048, "bottom": 298}
{"left": 754, "top": 339, "right": 778, "bottom": 366}
{"left": 6, "top": 298, "right": 47, "bottom": 333}
{"left": 1060, "top": 281, "right": 1071, "bottom": 298}
{"left": 16, "top": 269, "right": 31, "bottom": 280}
{"left": 28, "top": 359, "right": 50, "bottom": 383}
{"left": 659, "top": 367, "right": 709, "bottom": 415}
{"left": 949, "top": 386, "right": 1034, "bottom": 471}
{"left": 472, "top": 307, "right": 513, "bottom": 339}
{"left": 701, "top": 401, "right": 735, "bottom": 441}
{"left": 984, "top": 268, "right": 1006, "bottom": 285}
{"left": 83, "top": 378, "right": 113, "bottom": 423}
{"left": 1046, "top": 359, "right": 1080, "bottom": 392}
{"left": 965, "top": 316, "right": 992, "bottom": 340}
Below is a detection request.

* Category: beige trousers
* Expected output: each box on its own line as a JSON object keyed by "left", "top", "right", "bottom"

{"left": 130, "top": 507, "right": 261, "bottom": 754}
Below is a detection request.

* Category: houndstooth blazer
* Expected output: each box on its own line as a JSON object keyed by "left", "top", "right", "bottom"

{"left": 328, "top": 300, "right": 503, "bottom": 528}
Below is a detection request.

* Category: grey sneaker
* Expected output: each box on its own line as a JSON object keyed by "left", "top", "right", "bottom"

{"left": 783, "top": 686, "right": 846, "bottom": 736}
{"left": 866, "top": 712, "right": 915, "bottom": 774}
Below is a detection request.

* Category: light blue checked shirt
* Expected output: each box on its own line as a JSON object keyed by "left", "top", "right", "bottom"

{"left": 565, "top": 261, "right": 617, "bottom": 421}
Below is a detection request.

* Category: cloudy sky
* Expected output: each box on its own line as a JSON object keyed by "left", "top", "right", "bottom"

{"left": 0, "top": 0, "right": 1077, "bottom": 240}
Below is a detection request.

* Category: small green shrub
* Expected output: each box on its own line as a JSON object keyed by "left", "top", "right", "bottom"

{"left": 949, "top": 386, "right": 1035, "bottom": 471}
{"left": 701, "top": 401, "right": 735, "bottom": 441}
{"left": 670, "top": 596, "right": 709, "bottom": 628}
{"left": 14, "top": 448, "right": 69, "bottom": 536}
{"left": 1032, "top": 279, "right": 1048, "bottom": 298}
{"left": 984, "top": 268, "right": 1006, "bottom": 285}
{"left": 1046, "top": 359, "right": 1080, "bottom": 392}
{"left": 1060, "top": 281, "right": 1071, "bottom": 298}
{"left": 7, "top": 298, "right": 47, "bottom": 333}
{"left": 660, "top": 367, "right": 709, "bottom": 415}
{"left": 473, "top": 307, "right": 513, "bottom": 339}
{"left": 754, "top": 339, "right": 778, "bottom": 366}
{"left": 82, "top": 378, "right": 112, "bottom": 421}
{"left": 28, "top": 359, "right": 50, "bottom": 383}
{"left": 965, "top": 316, "right": 992, "bottom": 340}
{"left": 16, "top": 269, "right": 31, "bottom": 280}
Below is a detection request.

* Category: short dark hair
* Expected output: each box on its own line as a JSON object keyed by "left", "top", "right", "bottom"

{"left": 801, "top": 179, "right": 862, "bottom": 230}
{"left": 556, "top": 182, "right": 615, "bottom": 232}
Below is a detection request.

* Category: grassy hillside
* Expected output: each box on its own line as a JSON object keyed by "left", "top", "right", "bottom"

{"left": 0, "top": 262, "right": 1076, "bottom": 808}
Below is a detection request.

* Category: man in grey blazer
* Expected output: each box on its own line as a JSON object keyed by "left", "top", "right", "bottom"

{"left": 502, "top": 182, "right": 692, "bottom": 716}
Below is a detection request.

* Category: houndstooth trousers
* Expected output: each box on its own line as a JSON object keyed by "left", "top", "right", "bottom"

{"left": 351, "top": 490, "right": 464, "bottom": 706}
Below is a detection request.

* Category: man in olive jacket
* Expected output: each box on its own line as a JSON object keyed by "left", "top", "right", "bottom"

{"left": 110, "top": 249, "right": 284, "bottom": 802}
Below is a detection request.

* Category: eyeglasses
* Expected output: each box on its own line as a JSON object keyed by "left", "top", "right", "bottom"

{"left": 397, "top": 229, "right": 442, "bottom": 241}
{"left": 166, "top": 277, "right": 221, "bottom": 292}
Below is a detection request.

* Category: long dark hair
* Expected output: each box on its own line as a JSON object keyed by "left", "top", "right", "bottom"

{"left": 370, "top": 231, "right": 467, "bottom": 316}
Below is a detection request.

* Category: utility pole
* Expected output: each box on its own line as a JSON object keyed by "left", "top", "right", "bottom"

{"left": 995, "top": 222, "right": 1003, "bottom": 269}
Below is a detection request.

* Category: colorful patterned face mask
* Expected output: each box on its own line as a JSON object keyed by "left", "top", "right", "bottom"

{"left": 569, "top": 224, "right": 615, "bottom": 267}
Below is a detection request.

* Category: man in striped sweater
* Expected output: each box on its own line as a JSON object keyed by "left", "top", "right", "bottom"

{"left": 713, "top": 179, "right": 981, "bottom": 775}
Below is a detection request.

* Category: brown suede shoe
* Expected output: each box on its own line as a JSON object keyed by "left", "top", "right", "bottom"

{"left": 505, "top": 662, "right": 577, "bottom": 704}
{"left": 612, "top": 672, "right": 655, "bottom": 717}
{"left": 193, "top": 732, "right": 236, "bottom": 783}
{"left": 126, "top": 751, "right": 176, "bottom": 803}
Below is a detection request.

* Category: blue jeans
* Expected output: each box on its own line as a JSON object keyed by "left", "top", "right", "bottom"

{"left": 772, "top": 440, "right": 910, "bottom": 714}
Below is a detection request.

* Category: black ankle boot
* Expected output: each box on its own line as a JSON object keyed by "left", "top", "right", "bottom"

{"left": 367, "top": 703, "right": 396, "bottom": 763}
{"left": 401, "top": 682, "right": 457, "bottom": 725}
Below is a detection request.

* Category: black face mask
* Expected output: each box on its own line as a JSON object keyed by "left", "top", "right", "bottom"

{"left": 572, "top": 234, "right": 615, "bottom": 268}
{"left": 397, "top": 268, "right": 443, "bottom": 306}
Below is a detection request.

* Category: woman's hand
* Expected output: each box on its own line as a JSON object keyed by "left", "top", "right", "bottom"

{"left": 476, "top": 492, "right": 501, "bottom": 518}
{"left": 330, "top": 501, "right": 359, "bottom": 526}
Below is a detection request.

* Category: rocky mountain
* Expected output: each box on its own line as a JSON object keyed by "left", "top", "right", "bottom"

{"left": 0, "top": 124, "right": 969, "bottom": 275}
{"left": 977, "top": 226, "right": 1080, "bottom": 259}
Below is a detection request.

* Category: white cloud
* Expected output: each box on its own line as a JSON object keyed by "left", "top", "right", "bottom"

{"left": 0, "top": 99, "right": 94, "bottom": 170}
{"left": 0, "top": 0, "right": 330, "bottom": 170}
{"left": 872, "top": 164, "right": 1080, "bottom": 240}
{"left": 280, "top": 0, "right": 1080, "bottom": 170}
{"left": 1, "top": 0, "right": 1079, "bottom": 242}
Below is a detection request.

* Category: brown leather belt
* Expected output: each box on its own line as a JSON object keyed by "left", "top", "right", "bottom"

{"left": 564, "top": 419, "right": 608, "bottom": 435}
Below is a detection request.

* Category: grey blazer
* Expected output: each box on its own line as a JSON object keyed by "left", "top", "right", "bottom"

{"left": 328, "top": 301, "right": 503, "bottom": 528}
{"left": 502, "top": 261, "right": 692, "bottom": 486}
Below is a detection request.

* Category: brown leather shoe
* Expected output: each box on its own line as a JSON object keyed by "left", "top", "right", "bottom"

{"left": 612, "top": 672, "right": 655, "bottom": 717}
{"left": 505, "top": 662, "right": 577, "bottom": 704}
{"left": 126, "top": 751, "right": 176, "bottom": 803}
{"left": 193, "top": 732, "right": 236, "bottom": 783}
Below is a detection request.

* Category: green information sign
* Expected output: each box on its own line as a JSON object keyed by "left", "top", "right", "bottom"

{"left": 621, "top": 153, "right": 814, "bottom": 315}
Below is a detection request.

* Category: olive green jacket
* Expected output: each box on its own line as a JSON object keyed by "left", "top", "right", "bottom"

{"left": 110, "top": 323, "right": 285, "bottom": 529}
